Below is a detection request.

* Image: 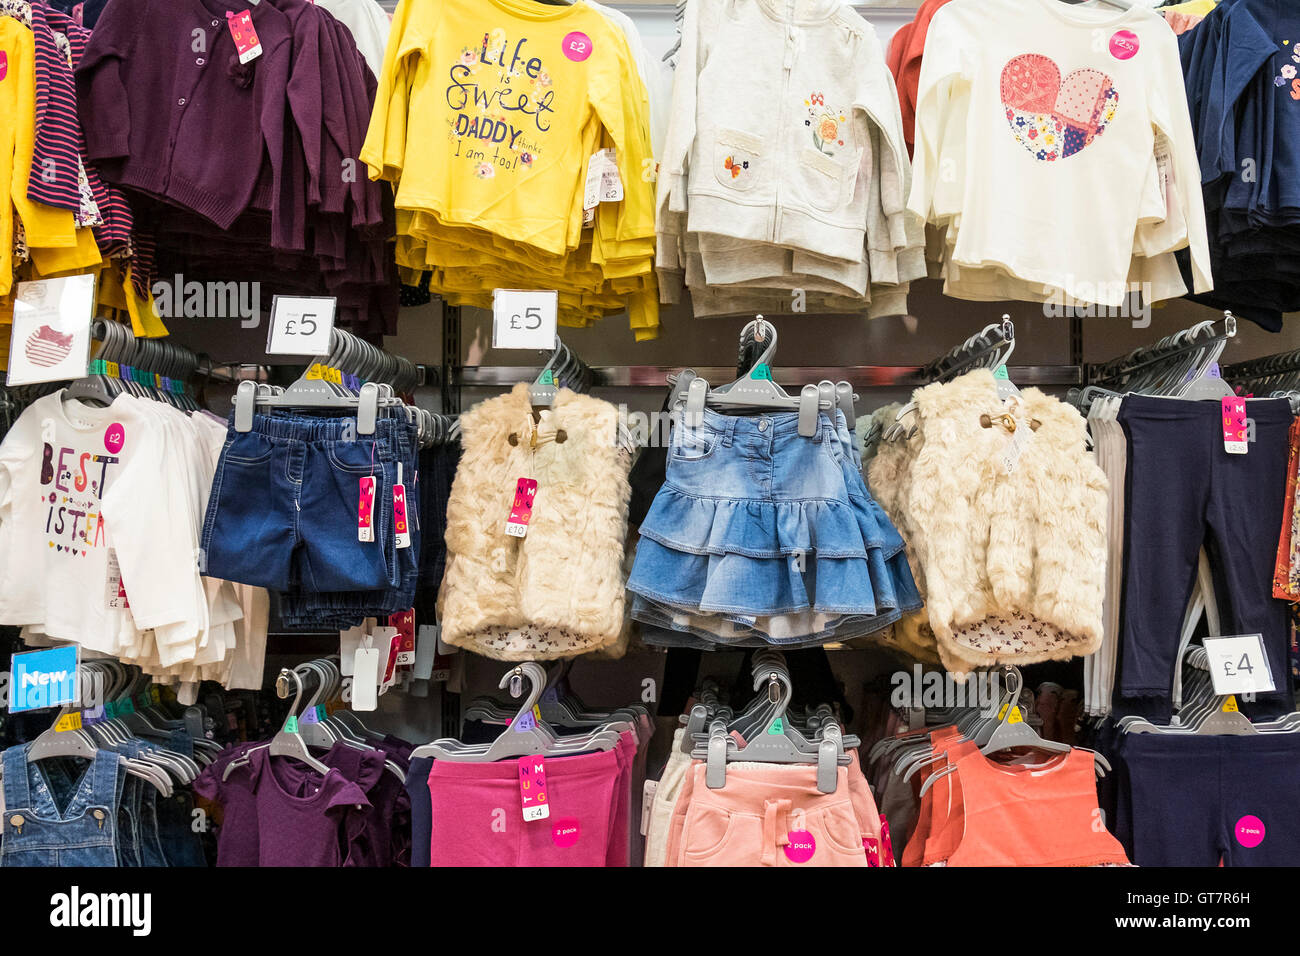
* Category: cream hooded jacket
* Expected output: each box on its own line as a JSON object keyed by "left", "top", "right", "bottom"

{"left": 657, "top": 0, "right": 921, "bottom": 274}
{"left": 438, "top": 384, "right": 632, "bottom": 660}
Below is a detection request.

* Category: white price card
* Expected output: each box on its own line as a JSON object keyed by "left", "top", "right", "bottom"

{"left": 266, "top": 295, "right": 336, "bottom": 356}
{"left": 7, "top": 274, "right": 95, "bottom": 386}
{"left": 1203, "top": 634, "right": 1275, "bottom": 696}
{"left": 492, "top": 289, "right": 557, "bottom": 351}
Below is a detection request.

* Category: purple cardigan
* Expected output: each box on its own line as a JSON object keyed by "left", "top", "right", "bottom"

{"left": 75, "top": 0, "right": 295, "bottom": 231}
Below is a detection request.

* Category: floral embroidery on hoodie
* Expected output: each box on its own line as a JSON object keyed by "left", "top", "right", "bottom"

{"left": 803, "top": 91, "right": 847, "bottom": 155}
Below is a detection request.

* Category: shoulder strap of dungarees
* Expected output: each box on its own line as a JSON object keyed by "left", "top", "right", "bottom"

{"left": 91, "top": 750, "right": 123, "bottom": 813}
{"left": 2, "top": 745, "right": 32, "bottom": 813}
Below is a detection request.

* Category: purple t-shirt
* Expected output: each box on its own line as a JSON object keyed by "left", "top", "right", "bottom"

{"left": 194, "top": 745, "right": 370, "bottom": 867}
{"left": 246, "top": 748, "right": 370, "bottom": 867}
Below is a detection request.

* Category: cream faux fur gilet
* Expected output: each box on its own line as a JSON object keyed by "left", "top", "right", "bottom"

{"left": 437, "top": 384, "right": 632, "bottom": 660}
{"left": 867, "top": 370, "right": 1108, "bottom": 673}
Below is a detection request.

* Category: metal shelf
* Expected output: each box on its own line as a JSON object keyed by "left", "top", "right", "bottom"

{"left": 458, "top": 364, "right": 1083, "bottom": 389}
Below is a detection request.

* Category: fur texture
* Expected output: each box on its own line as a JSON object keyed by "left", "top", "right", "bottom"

{"left": 437, "top": 384, "right": 632, "bottom": 660}
{"left": 869, "top": 370, "right": 1108, "bottom": 671}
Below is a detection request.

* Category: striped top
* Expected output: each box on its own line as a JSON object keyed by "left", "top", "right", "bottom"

{"left": 29, "top": 2, "right": 132, "bottom": 249}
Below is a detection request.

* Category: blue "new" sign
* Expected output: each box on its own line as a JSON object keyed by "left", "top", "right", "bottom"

{"left": 10, "top": 646, "right": 79, "bottom": 713}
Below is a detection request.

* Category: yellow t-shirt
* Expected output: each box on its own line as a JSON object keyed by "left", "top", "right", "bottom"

{"left": 362, "top": 0, "right": 656, "bottom": 258}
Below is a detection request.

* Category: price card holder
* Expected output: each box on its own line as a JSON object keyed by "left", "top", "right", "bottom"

{"left": 266, "top": 295, "right": 337, "bottom": 356}
{"left": 491, "top": 289, "right": 557, "bottom": 351}
{"left": 1203, "top": 634, "right": 1275, "bottom": 696}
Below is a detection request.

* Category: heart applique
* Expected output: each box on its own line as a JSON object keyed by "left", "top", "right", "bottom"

{"left": 1001, "top": 54, "right": 1119, "bottom": 162}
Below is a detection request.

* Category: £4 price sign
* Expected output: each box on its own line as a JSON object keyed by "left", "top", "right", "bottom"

{"left": 492, "top": 289, "right": 557, "bottom": 350}
{"left": 1203, "top": 634, "right": 1275, "bottom": 696}
{"left": 266, "top": 295, "right": 336, "bottom": 356}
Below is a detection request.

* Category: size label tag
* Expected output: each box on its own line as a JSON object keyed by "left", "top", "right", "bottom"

{"left": 54, "top": 711, "right": 83, "bottom": 733}
{"left": 597, "top": 148, "right": 623, "bottom": 203}
{"left": 1006, "top": 706, "right": 1023, "bottom": 725}
{"left": 393, "top": 483, "right": 411, "bottom": 549}
{"left": 999, "top": 422, "right": 1034, "bottom": 475}
{"left": 413, "top": 624, "right": 439, "bottom": 680}
{"left": 1204, "top": 634, "right": 1275, "bottom": 696}
{"left": 491, "top": 289, "right": 558, "bottom": 351}
{"left": 506, "top": 478, "right": 539, "bottom": 537}
{"left": 1222, "top": 397, "right": 1248, "bottom": 454}
{"left": 357, "top": 476, "right": 375, "bottom": 542}
{"left": 352, "top": 645, "right": 380, "bottom": 711}
{"left": 225, "top": 10, "right": 262, "bottom": 64}
{"left": 299, "top": 706, "right": 320, "bottom": 725}
{"left": 518, "top": 756, "right": 550, "bottom": 822}
{"left": 266, "top": 295, "right": 336, "bottom": 356}
{"left": 641, "top": 780, "right": 657, "bottom": 836}
{"left": 283, "top": 716, "right": 299, "bottom": 733}
{"left": 767, "top": 717, "right": 785, "bottom": 735}
{"left": 105, "top": 548, "right": 129, "bottom": 609}
{"left": 583, "top": 153, "right": 603, "bottom": 212}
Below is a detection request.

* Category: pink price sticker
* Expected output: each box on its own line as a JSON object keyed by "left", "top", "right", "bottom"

{"left": 225, "top": 10, "right": 263, "bottom": 64}
{"left": 1235, "top": 815, "right": 1265, "bottom": 848}
{"left": 551, "top": 818, "right": 580, "bottom": 848}
{"left": 104, "top": 423, "right": 125, "bottom": 454}
{"left": 505, "top": 477, "right": 538, "bottom": 537}
{"left": 784, "top": 830, "right": 816, "bottom": 863}
{"left": 1221, "top": 396, "right": 1248, "bottom": 454}
{"left": 1109, "top": 29, "right": 1139, "bottom": 60}
{"left": 357, "top": 476, "right": 375, "bottom": 542}
{"left": 562, "top": 31, "right": 592, "bottom": 61}
{"left": 0, "top": 51, "right": 8, "bottom": 82}
{"left": 518, "top": 755, "right": 550, "bottom": 822}
{"left": 393, "top": 483, "right": 411, "bottom": 549}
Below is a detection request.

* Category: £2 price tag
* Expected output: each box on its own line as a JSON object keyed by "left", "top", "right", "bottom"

{"left": 225, "top": 10, "right": 263, "bottom": 64}
{"left": 1222, "top": 397, "right": 1248, "bottom": 455}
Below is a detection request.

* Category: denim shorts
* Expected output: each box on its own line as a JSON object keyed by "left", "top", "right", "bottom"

{"left": 627, "top": 407, "right": 919, "bottom": 646}
{"left": 202, "top": 411, "right": 408, "bottom": 594}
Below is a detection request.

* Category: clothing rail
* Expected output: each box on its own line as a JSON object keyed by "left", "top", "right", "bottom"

{"left": 1222, "top": 349, "right": 1300, "bottom": 385}
{"left": 1086, "top": 313, "right": 1237, "bottom": 385}
{"left": 458, "top": 364, "right": 1082, "bottom": 389}
{"left": 916, "top": 317, "right": 1015, "bottom": 384}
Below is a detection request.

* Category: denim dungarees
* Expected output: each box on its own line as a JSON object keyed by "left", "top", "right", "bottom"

{"left": 0, "top": 745, "right": 121, "bottom": 867}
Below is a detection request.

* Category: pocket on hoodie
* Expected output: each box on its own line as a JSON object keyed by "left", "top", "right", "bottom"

{"left": 714, "top": 128, "right": 764, "bottom": 192}
{"left": 800, "top": 147, "right": 853, "bottom": 212}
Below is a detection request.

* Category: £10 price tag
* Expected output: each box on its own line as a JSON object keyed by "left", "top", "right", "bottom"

{"left": 505, "top": 478, "right": 539, "bottom": 537}
{"left": 491, "top": 289, "right": 557, "bottom": 351}
{"left": 1203, "top": 634, "right": 1275, "bottom": 696}
{"left": 266, "top": 295, "right": 336, "bottom": 356}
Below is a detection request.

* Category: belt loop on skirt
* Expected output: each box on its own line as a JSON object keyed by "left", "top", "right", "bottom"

{"left": 761, "top": 798, "right": 794, "bottom": 866}
{"left": 720, "top": 415, "right": 737, "bottom": 448}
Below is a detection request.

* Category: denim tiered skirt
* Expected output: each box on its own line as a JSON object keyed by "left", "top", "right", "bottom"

{"left": 627, "top": 407, "right": 920, "bottom": 648}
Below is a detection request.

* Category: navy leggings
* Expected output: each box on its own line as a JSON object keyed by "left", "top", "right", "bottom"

{"left": 1115, "top": 396, "right": 1294, "bottom": 720}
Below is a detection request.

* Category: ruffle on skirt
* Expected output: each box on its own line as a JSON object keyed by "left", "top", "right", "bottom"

{"left": 637, "top": 485, "right": 907, "bottom": 560}
{"left": 627, "top": 537, "right": 920, "bottom": 617}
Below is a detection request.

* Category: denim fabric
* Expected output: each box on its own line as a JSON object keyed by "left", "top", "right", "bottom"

{"left": 116, "top": 741, "right": 169, "bottom": 867}
{"left": 0, "top": 746, "right": 121, "bottom": 867}
{"left": 155, "top": 790, "right": 207, "bottom": 867}
{"left": 201, "top": 412, "right": 406, "bottom": 593}
{"left": 627, "top": 407, "right": 920, "bottom": 646}
{"left": 277, "top": 416, "right": 423, "bottom": 629}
